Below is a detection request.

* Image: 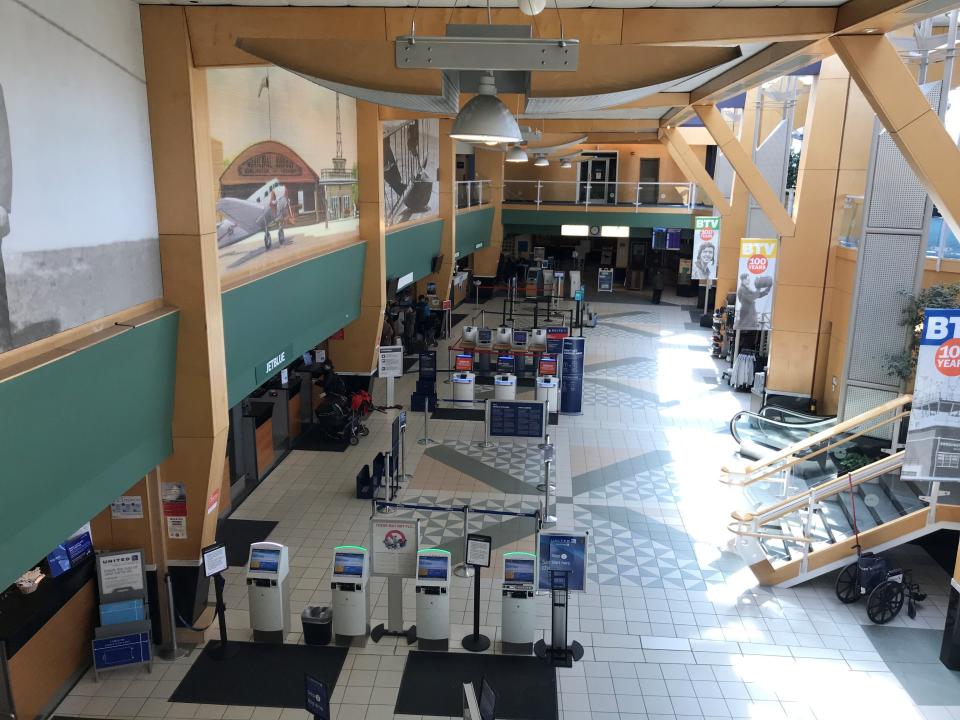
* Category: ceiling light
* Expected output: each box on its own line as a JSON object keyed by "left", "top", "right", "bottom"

{"left": 506, "top": 145, "right": 528, "bottom": 163}
{"left": 864, "top": 28, "right": 879, "bottom": 33}
{"left": 518, "top": 0, "right": 547, "bottom": 16}
{"left": 560, "top": 159, "right": 572, "bottom": 169}
{"left": 450, "top": 74, "right": 522, "bottom": 144}
{"left": 534, "top": 155, "right": 549, "bottom": 167}
{"left": 483, "top": 140, "right": 499, "bottom": 146}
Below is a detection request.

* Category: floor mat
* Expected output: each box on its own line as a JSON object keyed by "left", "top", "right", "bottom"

{"left": 450, "top": 313, "right": 468, "bottom": 327}
{"left": 431, "top": 407, "right": 558, "bottom": 424}
{"left": 864, "top": 626, "right": 960, "bottom": 705}
{"left": 291, "top": 423, "right": 350, "bottom": 452}
{"left": 216, "top": 519, "right": 278, "bottom": 566}
{"left": 395, "top": 651, "right": 557, "bottom": 719}
{"left": 474, "top": 376, "right": 537, "bottom": 388}
{"left": 169, "top": 642, "right": 348, "bottom": 708}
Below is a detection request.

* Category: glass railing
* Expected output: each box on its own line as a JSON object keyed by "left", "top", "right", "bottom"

{"left": 502, "top": 180, "right": 712, "bottom": 210}
{"left": 456, "top": 180, "right": 491, "bottom": 210}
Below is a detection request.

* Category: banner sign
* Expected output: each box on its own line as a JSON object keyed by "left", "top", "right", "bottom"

{"left": 904, "top": 309, "right": 960, "bottom": 482}
{"left": 734, "top": 238, "right": 777, "bottom": 331}
{"left": 487, "top": 400, "right": 547, "bottom": 441}
{"left": 545, "top": 326, "right": 569, "bottom": 354}
{"left": 560, "top": 337, "right": 585, "bottom": 414}
{"left": 692, "top": 216, "right": 720, "bottom": 280}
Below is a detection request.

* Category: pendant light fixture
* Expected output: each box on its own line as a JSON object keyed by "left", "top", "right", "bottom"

{"left": 451, "top": 73, "right": 522, "bottom": 144}
{"left": 506, "top": 145, "right": 528, "bottom": 163}
{"left": 534, "top": 155, "right": 549, "bottom": 167}
{"left": 559, "top": 158, "right": 572, "bottom": 169}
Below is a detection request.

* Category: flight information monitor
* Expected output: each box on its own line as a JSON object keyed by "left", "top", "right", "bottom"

{"left": 333, "top": 552, "right": 364, "bottom": 577}
{"left": 497, "top": 356, "right": 515, "bottom": 374}
{"left": 538, "top": 356, "right": 558, "bottom": 376}
{"left": 455, "top": 354, "right": 473, "bottom": 372}
{"left": 417, "top": 554, "right": 449, "bottom": 581}
{"left": 512, "top": 330, "right": 528, "bottom": 346}
{"left": 249, "top": 548, "right": 281, "bottom": 573}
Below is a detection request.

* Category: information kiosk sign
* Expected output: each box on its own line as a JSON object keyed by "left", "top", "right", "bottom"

{"left": 466, "top": 534, "right": 492, "bottom": 568}
{"left": 485, "top": 400, "right": 547, "bottom": 443}
{"left": 370, "top": 517, "right": 420, "bottom": 577}
{"left": 597, "top": 268, "right": 614, "bottom": 292}
{"left": 202, "top": 543, "right": 228, "bottom": 577}
{"left": 305, "top": 674, "right": 331, "bottom": 720}
{"left": 538, "top": 533, "right": 588, "bottom": 592}
{"left": 96, "top": 550, "right": 146, "bottom": 602}
{"left": 378, "top": 344, "right": 404, "bottom": 378}
{"left": 560, "top": 337, "right": 585, "bottom": 414}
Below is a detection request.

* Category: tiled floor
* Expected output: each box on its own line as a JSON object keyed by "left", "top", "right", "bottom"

{"left": 56, "top": 289, "right": 960, "bottom": 719}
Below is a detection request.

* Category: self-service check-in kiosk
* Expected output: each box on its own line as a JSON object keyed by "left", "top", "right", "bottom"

{"left": 246, "top": 542, "right": 291, "bottom": 643}
{"left": 415, "top": 549, "right": 451, "bottom": 650}
{"left": 536, "top": 356, "right": 559, "bottom": 413}
{"left": 529, "top": 329, "right": 547, "bottom": 353}
{"left": 331, "top": 546, "right": 369, "bottom": 645}
{"left": 525, "top": 267, "right": 541, "bottom": 298}
{"left": 494, "top": 356, "right": 517, "bottom": 400}
{"left": 502, "top": 552, "right": 537, "bottom": 652}
{"left": 494, "top": 326, "right": 513, "bottom": 349}
{"left": 453, "top": 354, "right": 476, "bottom": 404}
{"left": 568, "top": 270, "right": 582, "bottom": 299}
{"left": 476, "top": 328, "right": 493, "bottom": 374}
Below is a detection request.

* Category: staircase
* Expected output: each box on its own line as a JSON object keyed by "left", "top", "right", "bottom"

{"left": 724, "top": 395, "right": 960, "bottom": 587}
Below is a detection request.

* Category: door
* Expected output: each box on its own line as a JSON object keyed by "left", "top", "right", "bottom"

{"left": 639, "top": 158, "right": 659, "bottom": 205}
{"left": 578, "top": 152, "right": 618, "bottom": 204}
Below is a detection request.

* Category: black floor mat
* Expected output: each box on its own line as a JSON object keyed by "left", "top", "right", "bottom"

{"left": 474, "top": 375, "right": 537, "bottom": 388}
{"left": 169, "top": 642, "right": 348, "bottom": 708}
{"left": 396, "top": 651, "right": 557, "bottom": 719}
{"left": 432, "top": 407, "right": 558, "bottom": 425}
{"left": 291, "top": 423, "right": 350, "bottom": 452}
{"left": 450, "top": 313, "right": 468, "bottom": 327}
{"left": 216, "top": 519, "right": 278, "bottom": 566}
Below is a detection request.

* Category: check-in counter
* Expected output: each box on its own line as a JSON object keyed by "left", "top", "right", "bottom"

{"left": 239, "top": 400, "right": 274, "bottom": 480}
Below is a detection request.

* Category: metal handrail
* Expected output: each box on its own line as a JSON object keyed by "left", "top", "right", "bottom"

{"left": 502, "top": 179, "right": 704, "bottom": 211}
{"left": 721, "top": 395, "right": 912, "bottom": 488}
{"left": 456, "top": 179, "right": 491, "bottom": 209}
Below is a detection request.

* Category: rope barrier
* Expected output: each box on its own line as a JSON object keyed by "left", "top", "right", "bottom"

{"left": 374, "top": 500, "right": 539, "bottom": 520}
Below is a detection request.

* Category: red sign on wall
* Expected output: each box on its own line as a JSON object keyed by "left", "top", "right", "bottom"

{"left": 330, "top": 329, "right": 345, "bottom": 341}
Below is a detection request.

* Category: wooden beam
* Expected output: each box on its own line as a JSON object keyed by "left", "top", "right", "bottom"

{"left": 622, "top": 7, "right": 837, "bottom": 45}
{"left": 659, "top": 128, "right": 731, "bottom": 216}
{"left": 831, "top": 33, "right": 960, "bottom": 244}
{"left": 694, "top": 104, "right": 795, "bottom": 238}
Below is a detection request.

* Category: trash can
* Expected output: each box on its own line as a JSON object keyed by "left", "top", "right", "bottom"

{"left": 301, "top": 605, "right": 333, "bottom": 645}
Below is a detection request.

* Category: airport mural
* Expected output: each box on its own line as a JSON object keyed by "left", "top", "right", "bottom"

{"left": 383, "top": 119, "right": 440, "bottom": 228}
{"left": 0, "top": 4, "right": 163, "bottom": 354}
{"left": 206, "top": 67, "right": 359, "bottom": 283}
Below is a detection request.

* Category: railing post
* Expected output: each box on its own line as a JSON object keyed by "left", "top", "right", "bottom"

{"left": 536, "top": 180, "right": 542, "bottom": 208}
{"left": 689, "top": 183, "right": 698, "bottom": 209}
{"left": 799, "top": 491, "right": 816, "bottom": 576}
{"left": 467, "top": 181, "right": 472, "bottom": 209}
{"left": 585, "top": 179, "right": 591, "bottom": 210}
{"left": 478, "top": 181, "right": 483, "bottom": 206}
{"left": 635, "top": 182, "right": 641, "bottom": 213}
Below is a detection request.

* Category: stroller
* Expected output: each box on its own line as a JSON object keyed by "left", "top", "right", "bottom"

{"left": 314, "top": 389, "right": 372, "bottom": 446}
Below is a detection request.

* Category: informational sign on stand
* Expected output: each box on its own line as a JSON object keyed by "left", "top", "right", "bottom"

{"left": 370, "top": 518, "right": 420, "bottom": 577}
{"left": 545, "top": 327, "right": 569, "bottom": 354}
{"left": 560, "top": 337, "right": 585, "bottom": 414}
{"left": 97, "top": 550, "right": 145, "bottom": 598}
{"left": 93, "top": 632, "right": 151, "bottom": 672}
{"left": 486, "top": 400, "right": 547, "bottom": 442}
{"left": 378, "top": 344, "right": 404, "bottom": 378}
{"left": 597, "top": 268, "right": 614, "bottom": 292}
{"left": 202, "top": 543, "right": 228, "bottom": 577}
{"left": 419, "top": 351, "right": 437, "bottom": 381}
{"left": 904, "top": 309, "right": 960, "bottom": 482}
{"left": 305, "top": 674, "right": 331, "bottom": 720}
{"left": 734, "top": 238, "right": 777, "bottom": 331}
{"left": 538, "top": 533, "right": 588, "bottom": 592}
{"left": 466, "top": 534, "right": 492, "bottom": 568}
{"left": 692, "top": 216, "right": 720, "bottom": 280}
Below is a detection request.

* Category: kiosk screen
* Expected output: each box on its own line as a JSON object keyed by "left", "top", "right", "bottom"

{"left": 477, "top": 328, "right": 492, "bottom": 344}
{"left": 512, "top": 330, "right": 528, "bottom": 346}
{"left": 417, "top": 554, "right": 448, "bottom": 580}
{"left": 455, "top": 354, "right": 473, "bottom": 372}
{"left": 538, "top": 356, "right": 558, "bottom": 376}
{"left": 334, "top": 552, "right": 364, "bottom": 577}
{"left": 504, "top": 557, "right": 535, "bottom": 585}
{"left": 249, "top": 548, "right": 280, "bottom": 573}
{"left": 497, "top": 356, "right": 515, "bottom": 374}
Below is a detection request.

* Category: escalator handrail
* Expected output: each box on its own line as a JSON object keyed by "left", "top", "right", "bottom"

{"left": 758, "top": 405, "right": 835, "bottom": 424}
{"left": 729, "top": 410, "right": 835, "bottom": 446}
{"left": 728, "top": 451, "right": 906, "bottom": 540}
{"left": 722, "top": 394, "right": 912, "bottom": 480}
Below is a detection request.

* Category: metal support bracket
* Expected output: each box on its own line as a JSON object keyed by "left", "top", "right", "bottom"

{"left": 396, "top": 37, "right": 579, "bottom": 71}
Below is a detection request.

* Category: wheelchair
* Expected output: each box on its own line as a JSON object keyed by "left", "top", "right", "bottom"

{"left": 834, "top": 545, "right": 926, "bottom": 624}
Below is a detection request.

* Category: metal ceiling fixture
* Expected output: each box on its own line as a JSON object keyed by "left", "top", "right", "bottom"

{"left": 559, "top": 158, "right": 572, "bottom": 169}
{"left": 450, "top": 73, "right": 523, "bottom": 144}
{"left": 506, "top": 144, "right": 529, "bottom": 163}
{"left": 534, "top": 155, "right": 549, "bottom": 167}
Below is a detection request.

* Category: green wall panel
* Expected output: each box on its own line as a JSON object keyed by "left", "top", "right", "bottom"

{"left": 222, "top": 243, "right": 366, "bottom": 405}
{"left": 385, "top": 219, "right": 443, "bottom": 282}
{"left": 502, "top": 208, "right": 696, "bottom": 233}
{"left": 0, "top": 313, "right": 179, "bottom": 589}
{"left": 456, "top": 207, "right": 494, "bottom": 258}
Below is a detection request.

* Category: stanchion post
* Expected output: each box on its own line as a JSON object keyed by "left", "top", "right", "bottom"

{"left": 542, "top": 446, "right": 557, "bottom": 525}
{"left": 453, "top": 505, "right": 475, "bottom": 578}
{"left": 400, "top": 414, "right": 413, "bottom": 480}
{"left": 159, "top": 573, "right": 188, "bottom": 660}
{"left": 417, "top": 407, "right": 435, "bottom": 446}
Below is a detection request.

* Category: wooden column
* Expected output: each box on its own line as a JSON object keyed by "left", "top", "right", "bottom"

{"left": 416, "top": 119, "right": 457, "bottom": 299}
{"left": 141, "top": 7, "right": 229, "bottom": 574}
{"left": 695, "top": 103, "right": 796, "bottom": 238}
{"left": 832, "top": 33, "right": 960, "bottom": 241}
{"left": 332, "top": 101, "right": 386, "bottom": 373}
{"left": 472, "top": 148, "right": 505, "bottom": 278}
{"left": 766, "top": 57, "right": 852, "bottom": 400}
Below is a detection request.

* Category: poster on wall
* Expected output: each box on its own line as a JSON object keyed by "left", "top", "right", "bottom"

{"left": 382, "top": 118, "right": 439, "bottom": 228}
{"left": 692, "top": 216, "right": 720, "bottom": 280}
{"left": 903, "top": 309, "right": 960, "bottom": 482}
{"left": 206, "top": 67, "right": 359, "bottom": 283}
{"left": 0, "top": 4, "right": 163, "bottom": 354}
{"left": 734, "top": 238, "right": 777, "bottom": 331}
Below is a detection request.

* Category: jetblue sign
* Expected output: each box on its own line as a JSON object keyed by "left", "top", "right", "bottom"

{"left": 256, "top": 344, "right": 294, "bottom": 383}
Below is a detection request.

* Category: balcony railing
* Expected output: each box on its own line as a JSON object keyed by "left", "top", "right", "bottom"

{"left": 502, "top": 180, "right": 712, "bottom": 211}
{"left": 457, "top": 180, "right": 491, "bottom": 209}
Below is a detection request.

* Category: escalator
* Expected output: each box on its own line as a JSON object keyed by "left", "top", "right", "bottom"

{"left": 730, "top": 405, "right": 837, "bottom": 459}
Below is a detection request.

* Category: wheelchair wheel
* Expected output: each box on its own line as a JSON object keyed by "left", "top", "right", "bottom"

{"left": 349, "top": 432, "right": 359, "bottom": 446}
{"left": 360, "top": 425, "right": 370, "bottom": 437}
{"left": 867, "top": 580, "right": 904, "bottom": 624}
{"left": 835, "top": 562, "right": 861, "bottom": 604}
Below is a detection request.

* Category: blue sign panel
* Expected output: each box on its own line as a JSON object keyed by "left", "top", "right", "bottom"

{"left": 560, "top": 337, "right": 585, "bottom": 414}
{"left": 575, "top": 287, "right": 585, "bottom": 302}
{"left": 538, "top": 534, "right": 587, "bottom": 592}
{"left": 305, "top": 674, "right": 331, "bottom": 720}
{"left": 92, "top": 632, "right": 150, "bottom": 670}
{"left": 489, "top": 401, "right": 545, "bottom": 440}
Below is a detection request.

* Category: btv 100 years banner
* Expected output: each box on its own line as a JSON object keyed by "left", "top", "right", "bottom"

{"left": 903, "top": 309, "right": 960, "bottom": 483}
{"left": 692, "top": 216, "right": 719, "bottom": 281}
{"left": 734, "top": 239, "right": 777, "bottom": 331}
